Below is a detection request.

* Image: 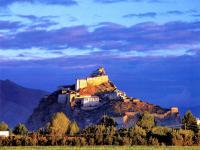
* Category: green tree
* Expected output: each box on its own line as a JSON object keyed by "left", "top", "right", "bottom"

{"left": 81, "top": 124, "right": 116, "bottom": 145}
{"left": 129, "top": 125, "right": 147, "bottom": 145}
{"left": 0, "top": 122, "right": 8, "bottom": 131}
{"left": 148, "top": 136, "right": 159, "bottom": 146}
{"left": 49, "top": 112, "right": 71, "bottom": 136}
{"left": 169, "top": 129, "right": 194, "bottom": 146}
{"left": 98, "top": 115, "right": 117, "bottom": 127}
{"left": 193, "top": 131, "right": 200, "bottom": 145}
{"left": 69, "top": 121, "right": 80, "bottom": 136}
{"left": 151, "top": 126, "right": 172, "bottom": 145}
{"left": 151, "top": 126, "right": 172, "bottom": 136}
{"left": 13, "top": 123, "right": 28, "bottom": 135}
{"left": 182, "top": 110, "right": 198, "bottom": 132}
{"left": 137, "top": 112, "right": 155, "bottom": 131}
{"left": 95, "top": 125, "right": 105, "bottom": 145}
{"left": 44, "top": 122, "right": 51, "bottom": 134}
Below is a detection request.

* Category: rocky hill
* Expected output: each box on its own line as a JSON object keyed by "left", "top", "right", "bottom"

{"left": 0, "top": 80, "right": 48, "bottom": 127}
{"left": 26, "top": 68, "right": 181, "bottom": 130}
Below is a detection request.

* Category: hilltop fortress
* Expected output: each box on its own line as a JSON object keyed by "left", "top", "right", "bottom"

{"left": 58, "top": 67, "right": 123, "bottom": 109}
{"left": 57, "top": 67, "right": 179, "bottom": 117}
{"left": 26, "top": 67, "right": 181, "bottom": 130}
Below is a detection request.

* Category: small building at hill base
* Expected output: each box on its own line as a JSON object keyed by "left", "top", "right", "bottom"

{"left": 0, "top": 131, "right": 9, "bottom": 137}
{"left": 196, "top": 118, "right": 200, "bottom": 125}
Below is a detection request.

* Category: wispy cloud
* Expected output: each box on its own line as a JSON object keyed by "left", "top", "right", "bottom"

{"left": 63, "top": 64, "right": 99, "bottom": 70}
{"left": 123, "top": 12, "right": 157, "bottom": 18}
{"left": 0, "top": 15, "right": 58, "bottom": 32}
{"left": 0, "top": 20, "right": 24, "bottom": 30}
{"left": 166, "top": 9, "right": 198, "bottom": 15}
{"left": 192, "top": 14, "right": 200, "bottom": 17}
{"left": 0, "top": 47, "right": 94, "bottom": 61}
{"left": 17, "top": 15, "right": 58, "bottom": 22}
{"left": 95, "top": 0, "right": 162, "bottom": 4}
{"left": 0, "top": 21, "right": 200, "bottom": 54}
{"left": 166, "top": 10, "right": 184, "bottom": 15}
{"left": 0, "top": 0, "right": 77, "bottom": 7}
{"left": 123, "top": 9, "right": 199, "bottom": 19}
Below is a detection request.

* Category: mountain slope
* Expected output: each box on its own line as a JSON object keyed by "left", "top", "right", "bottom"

{"left": 0, "top": 80, "right": 48, "bottom": 127}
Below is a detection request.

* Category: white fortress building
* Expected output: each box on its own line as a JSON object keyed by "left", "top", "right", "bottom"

{"left": 57, "top": 67, "right": 108, "bottom": 110}
{"left": 75, "top": 67, "right": 109, "bottom": 91}
{"left": 76, "top": 96, "right": 100, "bottom": 107}
{"left": 76, "top": 75, "right": 109, "bottom": 91}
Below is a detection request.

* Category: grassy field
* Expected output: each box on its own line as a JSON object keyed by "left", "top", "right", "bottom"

{"left": 0, "top": 146, "right": 200, "bottom": 150}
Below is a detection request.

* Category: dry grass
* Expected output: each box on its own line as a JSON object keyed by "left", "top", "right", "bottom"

{"left": 0, "top": 146, "right": 200, "bottom": 150}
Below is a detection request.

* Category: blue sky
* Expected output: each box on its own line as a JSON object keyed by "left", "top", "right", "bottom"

{"left": 0, "top": 0, "right": 200, "bottom": 109}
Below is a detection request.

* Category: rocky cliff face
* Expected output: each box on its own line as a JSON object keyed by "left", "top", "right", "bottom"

{"left": 26, "top": 68, "right": 181, "bottom": 130}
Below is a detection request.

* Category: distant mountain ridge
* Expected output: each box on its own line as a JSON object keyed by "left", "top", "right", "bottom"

{"left": 0, "top": 79, "right": 48, "bottom": 127}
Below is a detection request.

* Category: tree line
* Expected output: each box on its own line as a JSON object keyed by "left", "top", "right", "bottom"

{"left": 0, "top": 111, "right": 200, "bottom": 146}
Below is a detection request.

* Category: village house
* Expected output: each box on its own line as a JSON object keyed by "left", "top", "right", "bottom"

{"left": 196, "top": 118, "right": 200, "bottom": 125}
{"left": 0, "top": 131, "right": 9, "bottom": 137}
